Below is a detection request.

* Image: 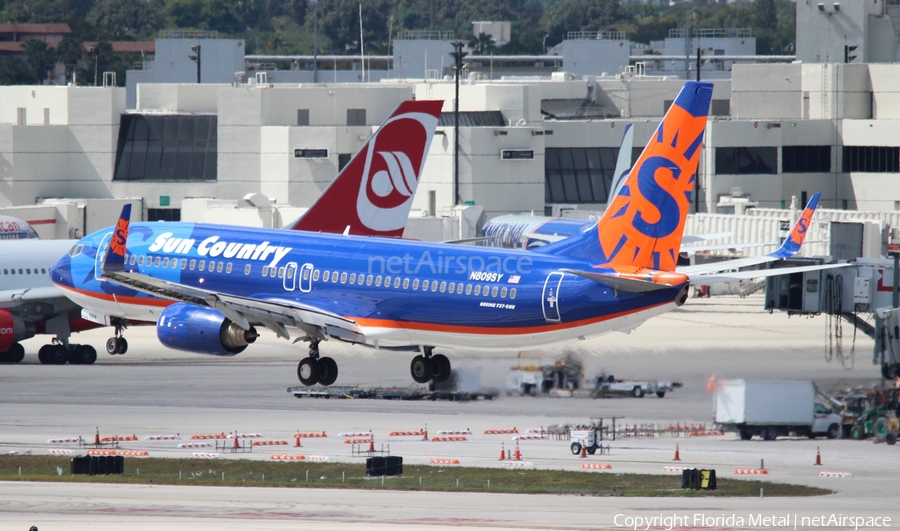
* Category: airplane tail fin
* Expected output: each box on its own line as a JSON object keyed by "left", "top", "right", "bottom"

{"left": 287, "top": 99, "right": 443, "bottom": 237}
{"left": 769, "top": 192, "right": 821, "bottom": 259}
{"left": 608, "top": 123, "right": 634, "bottom": 201}
{"left": 102, "top": 204, "right": 131, "bottom": 274}
{"left": 535, "top": 82, "right": 713, "bottom": 271}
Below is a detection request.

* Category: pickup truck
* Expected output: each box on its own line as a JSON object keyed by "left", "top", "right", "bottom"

{"left": 594, "top": 372, "right": 682, "bottom": 398}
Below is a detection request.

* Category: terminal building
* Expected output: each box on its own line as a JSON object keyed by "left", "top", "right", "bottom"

{"left": 2, "top": 0, "right": 900, "bottom": 251}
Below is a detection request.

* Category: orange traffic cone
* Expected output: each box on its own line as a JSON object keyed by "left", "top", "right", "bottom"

{"left": 94, "top": 427, "right": 100, "bottom": 445}
{"left": 514, "top": 440, "right": 522, "bottom": 461}
{"left": 673, "top": 444, "right": 681, "bottom": 461}
{"left": 815, "top": 447, "right": 822, "bottom": 466}
{"left": 499, "top": 443, "right": 506, "bottom": 461}
{"left": 580, "top": 444, "right": 587, "bottom": 459}
{"left": 368, "top": 435, "right": 375, "bottom": 453}
{"left": 234, "top": 435, "right": 240, "bottom": 449}
{"left": 295, "top": 433, "right": 302, "bottom": 447}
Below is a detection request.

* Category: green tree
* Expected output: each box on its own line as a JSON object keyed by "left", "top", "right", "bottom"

{"left": 56, "top": 34, "right": 84, "bottom": 83}
{"left": 23, "top": 39, "right": 56, "bottom": 84}
{"left": 541, "top": 0, "right": 626, "bottom": 45}
{"left": 754, "top": 0, "right": 777, "bottom": 30}
{"left": 314, "top": 0, "right": 392, "bottom": 53}
{"left": 0, "top": 56, "right": 40, "bottom": 85}
{"left": 78, "top": 40, "right": 113, "bottom": 86}
{"left": 87, "top": 0, "right": 167, "bottom": 40}
{"left": 468, "top": 32, "right": 497, "bottom": 54}
{"left": 2, "top": 0, "right": 92, "bottom": 23}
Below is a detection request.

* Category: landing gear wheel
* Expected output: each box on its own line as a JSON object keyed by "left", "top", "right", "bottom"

{"left": 38, "top": 345, "right": 50, "bottom": 364}
{"left": 76, "top": 345, "right": 97, "bottom": 365}
{"left": 68, "top": 345, "right": 83, "bottom": 365}
{"left": 317, "top": 357, "right": 338, "bottom": 386}
{"left": 431, "top": 354, "right": 451, "bottom": 383}
{"left": 570, "top": 442, "right": 582, "bottom": 455}
{"left": 116, "top": 338, "right": 128, "bottom": 354}
{"left": 410, "top": 355, "right": 433, "bottom": 384}
{"left": 7, "top": 343, "right": 25, "bottom": 363}
{"left": 48, "top": 345, "right": 68, "bottom": 365}
{"left": 297, "top": 357, "right": 320, "bottom": 386}
{"left": 106, "top": 338, "right": 118, "bottom": 355}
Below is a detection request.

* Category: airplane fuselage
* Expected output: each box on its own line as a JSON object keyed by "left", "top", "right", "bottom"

{"left": 51, "top": 222, "right": 686, "bottom": 351}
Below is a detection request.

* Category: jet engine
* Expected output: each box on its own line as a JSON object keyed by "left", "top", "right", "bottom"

{"left": 156, "top": 303, "right": 258, "bottom": 356}
{"left": 0, "top": 309, "right": 34, "bottom": 352}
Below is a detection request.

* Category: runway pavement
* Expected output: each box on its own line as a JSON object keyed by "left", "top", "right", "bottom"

{"left": 1, "top": 295, "right": 897, "bottom": 530}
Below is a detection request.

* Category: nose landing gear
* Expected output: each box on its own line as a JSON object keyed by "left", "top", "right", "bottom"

{"left": 106, "top": 321, "right": 128, "bottom": 355}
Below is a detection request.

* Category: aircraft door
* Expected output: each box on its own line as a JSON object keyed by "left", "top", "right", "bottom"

{"left": 542, "top": 272, "right": 564, "bottom": 322}
{"left": 298, "top": 263, "right": 313, "bottom": 293}
{"left": 94, "top": 231, "right": 112, "bottom": 281}
{"left": 283, "top": 262, "right": 298, "bottom": 291}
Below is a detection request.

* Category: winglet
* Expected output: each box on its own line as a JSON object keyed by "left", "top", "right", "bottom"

{"left": 770, "top": 192, "right": 821, "bottom": 259}
{"left": 102, "top": 204, "right": 131, "bottom": 273}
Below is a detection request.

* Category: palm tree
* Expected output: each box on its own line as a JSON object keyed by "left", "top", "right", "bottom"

{"left": 467, "top": 33, "right": 497, "bottom": 55}
{"left": 56, "top": 35, "right": 85, "bottom": 84}
{"left": 23, "top": 39, "right": 57, "bottom": 85}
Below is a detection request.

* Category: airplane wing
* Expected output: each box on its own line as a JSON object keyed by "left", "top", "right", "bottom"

{"left": 0, "top": 286, "right": 70, "bottom": 304}
{"left": 99, "top": 206, "right": 365, "bottom": 344}
{"left": 689, "top": 262, "right": 851, "bottom": 285}
{"left": 678, "top": 193, "right": 823, "bottom": 279}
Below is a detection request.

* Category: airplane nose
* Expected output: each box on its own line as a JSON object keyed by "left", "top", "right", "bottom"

{"left": 49, "top": 255, "right": 73, "bottom": 288}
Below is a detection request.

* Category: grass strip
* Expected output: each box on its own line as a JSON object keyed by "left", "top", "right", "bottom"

{"left": 0, "top": 455, "right": 830, "bottom": 497}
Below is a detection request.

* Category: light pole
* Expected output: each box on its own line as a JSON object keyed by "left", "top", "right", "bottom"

{"left": 309, "top": 0, "right": 318, "bottom": 82}
{"left": 189, "top": 44, "right": 201, "bottom": 83}
{"left": 449, "top": 41, "right": 467, "bottom": 206}
{"left": 542, "top": 34, "right": 549, "bottom": 55}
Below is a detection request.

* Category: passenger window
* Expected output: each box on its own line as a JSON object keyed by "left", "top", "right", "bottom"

{"left": 244, "top": 264, "right": 251, "bottom": 275}
{"left": 278, "top": 267, "right": 285, "bottom": 278}
{"left": 129, "top": 255, "right": 136, "bottom": 266}
{"left": 412, "top": 279, "right": 419, "bottom": 290}
{"left": 139, "top": 256, "right": 145, "bottom": 266}
{"left": 199, "top": 260, "right": 206, "bottom": 272}
{"left": 431, "top": 282, "right": 438, "bottom": 292}
{"left": 349, "top": 273, "right": 356, "bottom": 284}
{"left": 375, "top": 276, "right": 383, "bottom": 287}
{"left": 163, "top": 258, "right": 169, "bottom": 268}
{"left": 510, "top": 288, "right": 517, "bottom": 299}
{"left": 439, "top": 281, "right": 446, "bottom": 293}
{"left": 154, "top": 257, "right": 161, "bottom": 267}
{"left": 10, "top": 269, "right": 15, "bottom": 275}
{"left": 172, "top": 259, "right": 178, "bottom": 269}
{"left": 189, "top": 259, "right": 196, "bottom": 270}
{"left": 17, "top": 269, "right": 22, "bottom": 274}
{"left": 456, "top": 283, "right": 463, "bottom": 294}
{"left": 262, "top": 266, "right": 269, "bottom": 276}
{"left": 313, "top": 270, "right": 320, "bottom": 281}
{"left": 26, "top": 268, "right": 31, "bottom": 274}
{"left": 421, "top": 280, "right": 429, "bottom": 291}
{"left": 2, "top": 269, "right": 6, "bottom": 274}
{"left": 366, "top": 275, "right": 373, "bottom": 286}
{"left": 181, "top": 259, "right": 187, "bottom": 269}
{"left": 41, "top": 268, "right": 46, "bottom": 274}
{"left": 465, "top": 284, "right": 472, "bottom": 295}
{"left": 226, "top": 263, "right": 232, "bottom": 274}
{"left": 491, "top": 286, "right": 498, "bottom": 297}
{"left": 383, "top": 276, "right": 390, "bottom": 287}
{"left": 474, "top": 285, "right": 481, "bottom": 296}
{"left": 500, "top": 287, "right": 507, "bottom": 298}
{"left": 393, "top": 277, "right": 400, "bottom": 289}
{"left": 403, "top": 278, "right": 409, "bottom": 289}
{"left": 448, "top": 282, "right": 455, "bottom": 293}
{"left": 341, "top": 272, "right": 347, "bottom": 284}
{"left": 323, "top": 271, "right": 330, "bottom": 282}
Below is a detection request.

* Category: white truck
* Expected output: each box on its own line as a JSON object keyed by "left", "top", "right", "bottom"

{"left": 594, "top": 372, "right": 682, "bottom": 398}
{"left": 714, "top": 379, "right": 843, "bottom": 441}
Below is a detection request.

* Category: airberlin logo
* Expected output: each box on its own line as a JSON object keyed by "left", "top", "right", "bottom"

{"left": 356, "top": 111, "right": 439, "bottom": 232}
{"left": 0, "top": 327, "right": 13, "bottom": 336}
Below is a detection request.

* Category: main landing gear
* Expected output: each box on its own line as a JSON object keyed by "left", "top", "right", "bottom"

{"left": 106, "top": 322, "right": 128, "bottom": 355}
{"left": 0, "top": 343, "right": 25, "bottom": 363}
{"left": 296, "top": 339, "right": 338, "bottom": 386}
{"left": 410, "top": 347, "right": 451, "bottom": 385}
{"left": 37, "top": 340, "right": 98, "bottom": 365}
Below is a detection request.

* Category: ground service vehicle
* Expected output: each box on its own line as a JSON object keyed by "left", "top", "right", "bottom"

{"left": 714, "top": 379, "right": 842, "bottom": 440}
{"left": 594, "top": 372, "right": 682, "bottom": 398}
{"left": 569, "top": 426, "right": 603, "bottom": 455}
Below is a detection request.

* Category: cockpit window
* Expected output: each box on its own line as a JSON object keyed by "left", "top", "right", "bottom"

{"left": 68, "top": 245, "right": 83, "bottom": 257}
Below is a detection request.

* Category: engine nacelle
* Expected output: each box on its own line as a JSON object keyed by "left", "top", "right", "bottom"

{"left": 156, "top": 303, "right": 258, "bottom": 356}
{"left": 0, "top": 309, "right": 34, "bottom": 353}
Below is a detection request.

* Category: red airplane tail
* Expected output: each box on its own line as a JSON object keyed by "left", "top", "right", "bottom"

{"left": 288, "top": 100, "right": 443, "bottom": 237}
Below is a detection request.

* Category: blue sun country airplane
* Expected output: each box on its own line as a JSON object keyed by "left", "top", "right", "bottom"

{"left": 50, "top": 82, "right": 841, "bottom": 386}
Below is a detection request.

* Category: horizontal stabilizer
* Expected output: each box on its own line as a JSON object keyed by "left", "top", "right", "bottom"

{"left": 560, "top": 269, "right": 672, "bottom": 293}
